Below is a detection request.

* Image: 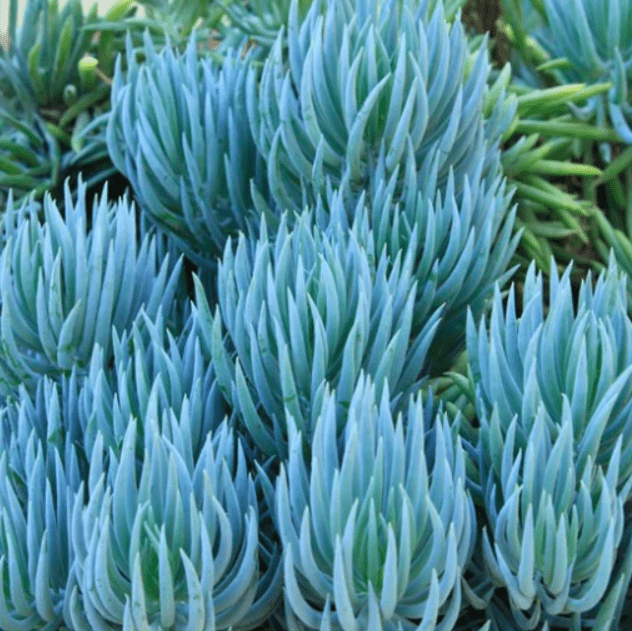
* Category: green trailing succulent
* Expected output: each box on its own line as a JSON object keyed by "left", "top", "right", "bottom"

{"left": 107, "top": 31, "right": 268, "bottom": 263}
{"left": 496, "top": 0, "right": 632, "bottom": 281}
{"left": 527, "top": 0, "right": 632, "bottom": 149}
{"left": 0, "top": 180, "right": 182, "bottom": 397}
{"left": 465, "top": 259, "right": 632, "bottom": 628}
{"left": 135, "top": 0, "right": 225, "bottom": 41}
{"left": 0, "top": 110, "right": 61, "bottom": 205}
{"left": 219, "top": 0, "right": 316, "bottom": 54}
{"left": 274, "top": 375, "right": 475, "bottom": 630}
{"left": 0, "top": 0, "right": 126, "bottom": 201}
{"left": 2, "top": 0, "right": 100, "bottom": 111}
{"left": 247, "top": 0, "right": 516, "bottom": 214}
{"left": 202, "top": 210, "right": 441, "bottom": 458}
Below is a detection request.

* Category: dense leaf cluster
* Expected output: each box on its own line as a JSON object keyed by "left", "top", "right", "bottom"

{"left": 2, "top": 0, "right": 632, "bottom": 630}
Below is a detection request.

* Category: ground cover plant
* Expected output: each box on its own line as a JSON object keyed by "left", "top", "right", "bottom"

{"left": 4, "top": 0, "right": 632, "bottom": 629}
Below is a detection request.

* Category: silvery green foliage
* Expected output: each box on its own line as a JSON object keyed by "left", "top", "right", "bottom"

{"left": 67, "top": 417, "right": 281, "bottom": 630}
{"left": 327, "top": 161, "right": 518, "bottom": 374}
{"left": 202, "top": 211, "right": 441, "bottom": 458}
{"left": 78, "top": 307, "right": 227, "bottom": 459}
{"left": 0, "top": 378, "right": 81, "bottom": 630}
{"left": 276, "top": 375, "right": 475, "bottom": 630}
{"left": 107, "top": 31, "right": 267, "bottom": 262}
{"left": 0, "top": 111, "right": 60, "bottom": 205}
{"left": 531, "top": 0, "right": 632, "bottom": 151}
{"left": 220, "top": 0, "right": 315, "bottom": 53}
{"left": 0, "top": 180, "right": 182, "bottom": 398}
{"left": 247, "top": 0, "right": 516, "bottom": 213}
{"left": 467, "top": 258, "right": 632, "bottom": 497}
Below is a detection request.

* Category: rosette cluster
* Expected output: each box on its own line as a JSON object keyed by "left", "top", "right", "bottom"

{"left": 203, "top": 211, "right": 441, "bottom": 458}
{"left": 0, "top": 379, "right": 80, "bottom": 630}
{"left": 67, "top": 418, "right": 281, "bottom": 630}
{"left": 275, "top": 375, "right": 476, "bottom": 630}
{"left": 248, "top": 0, "right": 515, "bottom": 212}
{"left": 467, "top": 258, "right": 632, "bottom": 628}
{"left": 78, "top": 306, "right": 227, "bottom": 459}
{"left": 0, "top": 180, "right": 182, "bottom": 398}
{"left": 107, "top": 32, "right": 267, "bottom": 261}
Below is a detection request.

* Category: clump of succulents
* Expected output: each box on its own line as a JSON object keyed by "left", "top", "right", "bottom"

{"left": 204, "top": 210, "right": 441, "bottom": 457}
{"left": 0, "top": 111, "right": 60, "bottom": 205}
{"left": 219, "top": 0, "right": 470, "bottom": 56}
{"left": 0, "top": 180, "right": 182, "bottom": 397}
{"left": 1, "top": 0, "right": 101, "bottom": 111}
{"left": 524, "top": 0, "right": 632, "bottom": 148}
{"left": 107, "top": 31, "right": 268, "bottom": 262}
{"left": 78, "top": 306, "right": 227, "bottom": 458}
{"left": 275, "top": 374, "right": 475, "bottom": 630}
{"left": 0, "top": 378, "right": 81, "bottom": 630}
{"left": 68, "top": 416, "right": 281, "bottom": 630}
{"left": 0, "top": 0, "right": 131, "bottom": 201}
{"left": 466, "top": 258, "right": 632, "bottom": 628}
{"left": 5, "top": 0, "right": 632, "bottom": 629}
{"left": 326, "top": 159, "right": 518, "bottom": 374}
{"left": 468, "top": 258, "right": 632, "bottom": 493}
{"left": 247, "top": 0, "right": 515, "bottom": 213}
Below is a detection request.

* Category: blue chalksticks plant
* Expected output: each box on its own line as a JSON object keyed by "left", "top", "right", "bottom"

{"left": 466, "top": 258, "right": 632, "bottom": 629}
{"left": 77, "top": 306, "right": 227, "bottom": 458}
{"left": 5, "top": 0, "right": 632, "bottom": 628}
{"left": 0, "top": 378, "right": 80, "bottom": 631}
{"left": 107, "top": 31, "right": 268, "bottom": 262}
{"left": 275, "top": 375, "right": 475, "bottom": 630}
{"left": 202, "top": 210, "right": 441, "bottom": 458}
{"left": 246, "top": 0, "right": 518, "bottom": 373}
{"left": 327, "top": 161, "right": 518, "bottom": 374}
{"left": 67, "top": 418, "right": 281, "bottom": 631}
{"left": 0, "top": 180, "right": 182, "bottom": 398}
{"left": 468, "top": 258, "right": 632, "bottom": 493}
{"left": 247, "top": 0, "right": 515, "bottom": 213}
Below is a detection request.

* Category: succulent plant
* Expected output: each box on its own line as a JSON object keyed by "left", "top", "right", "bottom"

{"left": 479, "top": 403, "right": 625, "bottom": 628}
{"left": 136, "top": 0, "right": 225, "bottom": 41}
{"left": 0, "top": 378, "right": 81, "bottom": 630}
{"left": 0, "top": 180, "right": 182, "bottom": 398}
{"left": 325, "top": 159, "right": 518, "bottom": 375}
{"left": 67, "top": 416, "right": 282, "bottom": 630}
{"left": 0, "top": 0, "right": 124, "bottom": 200}
{"left": 220, "top": 0, "right": 472, "bottom": 57}
{"left": 467, "top": 257, "right": 632, "bottom": 497}
{"left": 465, "top": 258, "right": 632, "bottom": 628}
{"left": 77, "top": 306, "right": 228, "bottom": 462}
{"left": 219, "top": 0, "right": 314, "bottom": 53}
{"left": 1, "top": 0, "right": 101, "bottom": 111}
{"left": 202, "top": 210, "right": 441, "bottom": 458}
{"left": 107, "top": 31, "right": 268, "bottom": 263}
{"left": 528, "top": 0, "right": 632, "bottom": 148}
{"left": 247, "top": 0, "right": 515, "bottom": 214}
{"left": 0, "top": 109, "right": 60, "bottom": 205}
{"left": 275, "top": 375, "right": 475, "bottom": 630}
